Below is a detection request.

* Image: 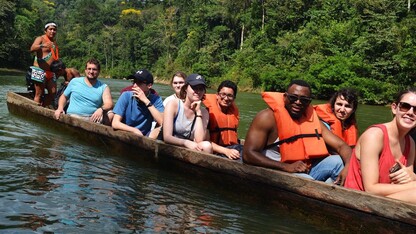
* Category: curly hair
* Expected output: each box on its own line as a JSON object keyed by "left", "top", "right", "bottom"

{"left": 329, "top": 88, "right": 359, "bottom": 129}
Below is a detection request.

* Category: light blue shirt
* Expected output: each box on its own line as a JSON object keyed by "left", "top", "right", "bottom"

{"left": 64, "top": 77, "right": 107, "bottom": 116}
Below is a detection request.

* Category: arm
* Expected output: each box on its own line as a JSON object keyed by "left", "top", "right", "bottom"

{"left": 163, "top": 101, "right": 186, "bottom": 145}
{"left": 133, "top": 87, "right": 163, "bottom": 126}
{"left": 112, "top": 114, "right": 143, "bottom": 136}
{"left": 321, "top": 121, "right": 352, "bottom": 185}
{"left": 90, "top": 86, "right": 113, "bottom": 123}
{"left": 54, "top": 94, "right": 68, "bottom": 119}
{"left": 67, "top": 68, "right": 81, "bottom": 82}
{"left": 390, "top": 138, "right": 416, "bottom": 183}
{"left": 193, "top": 107, "right": 209, "bottom": 143}
{"left": 243, "top": 109, "right": 309, "bottom": 173}
{"left": 360, "top": 128, "right": 416, "bottom": 195}
{"left": 148, "top": 97, "right": 164, "bottom": 126}
{"left": 30, "top": 36, "right": 43, "bottom": 53}
{"left": 212, "top": 142, "right": 240, "bottom": 159}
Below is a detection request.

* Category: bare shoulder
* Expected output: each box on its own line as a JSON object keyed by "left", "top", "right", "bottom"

{"left": 252, "top": 108, "right": 275, "bottom": 127}
{"left": 360, "top": 126, "right": 384, "bottom": 142}
{"left": 165, "top": 99, "right": 179, "bottom": 114}
{"left": 69, "top": 68, "right": 81, "bottom": 77}
{"left": 254, "top": 108, "right": 274, "bottom": 120}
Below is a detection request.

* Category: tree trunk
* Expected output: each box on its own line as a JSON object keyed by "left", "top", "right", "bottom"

{"left": 262, "top": 0, "right": 265, "bottom": 31}
{"left": 408, "top": 0, "right": 411, "bottom": 12}
{"left": 240, "top": 24, "right": 244, "bottom": 50}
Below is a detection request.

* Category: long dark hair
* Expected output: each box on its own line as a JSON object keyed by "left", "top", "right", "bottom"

{"left": 329, "top": 88, "right": 358, "bottom": 129}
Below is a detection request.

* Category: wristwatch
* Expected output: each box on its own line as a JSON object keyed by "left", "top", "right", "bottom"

{"left": 146, "top": 102, "right": 153, "bottom": 108}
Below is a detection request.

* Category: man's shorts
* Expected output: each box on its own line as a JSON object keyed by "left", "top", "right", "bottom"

{"left": 30, "top": 66, "right": 56, "bottom": 83}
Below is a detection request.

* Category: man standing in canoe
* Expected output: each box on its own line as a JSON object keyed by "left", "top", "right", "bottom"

{"left": 243, "top": 80, "right": 352, "bottom": 185}
{"left": 29, "top": 22, "right": 59, "bottom": 107}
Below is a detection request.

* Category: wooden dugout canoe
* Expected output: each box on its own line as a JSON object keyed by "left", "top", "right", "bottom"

{"left": 6, "top": 91, "right": 416, "bottom": 230}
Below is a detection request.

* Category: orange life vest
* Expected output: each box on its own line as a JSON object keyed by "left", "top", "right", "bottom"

{"left": 262, "top": 92, "right": 329, "bottom": 162}
{"left": 314, "top": 103, "right": 358, "bottom": 146}
{"left": 202, "top": 94, "right": 239, "bottom": 146}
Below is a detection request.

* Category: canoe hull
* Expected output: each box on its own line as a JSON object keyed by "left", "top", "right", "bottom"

{"left": 6, "top": 91, "right": 416, "bottom": 229}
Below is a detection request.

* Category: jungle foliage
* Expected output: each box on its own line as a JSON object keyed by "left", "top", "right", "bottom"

{"left": 1, "top": 0, "right": 416, "bottom": 104}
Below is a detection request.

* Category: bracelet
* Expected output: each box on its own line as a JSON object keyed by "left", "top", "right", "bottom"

{"left": 100, "top": 107, "right": 105, "bottom": 111}
{"left": 196, "top": 115, "right": 202, "bottom": 118}
{"left": 40, "top": 44, "right": 44, "bottom": 49}
{"left": 146, "top": 102, "right": 153, "bottom": 107}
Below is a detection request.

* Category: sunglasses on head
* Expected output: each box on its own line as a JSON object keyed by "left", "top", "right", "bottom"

{"left": 398, "top": 102, "right": 416, "bottom": 114}
{"left": 285, "top": 93, "right": 312, "bottom": 105}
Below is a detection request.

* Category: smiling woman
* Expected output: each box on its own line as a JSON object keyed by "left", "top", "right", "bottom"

{"left": 345, "top": 87, "right": 416, "bottom": 203}
{"left": 162, "top": 73, "right": 212, "bottom": 153}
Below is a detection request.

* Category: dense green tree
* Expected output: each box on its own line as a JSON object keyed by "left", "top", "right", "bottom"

{"left": 2, "top": 0, "right": 416, "bottom": 104}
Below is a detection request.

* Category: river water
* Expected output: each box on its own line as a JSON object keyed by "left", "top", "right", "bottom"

{"left": 0, "top": 74, "right": 407, "bottom": 233}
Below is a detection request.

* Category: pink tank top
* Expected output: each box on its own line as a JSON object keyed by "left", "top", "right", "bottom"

{"left": 344, "top": 124, "right": 410, "bottom": 191}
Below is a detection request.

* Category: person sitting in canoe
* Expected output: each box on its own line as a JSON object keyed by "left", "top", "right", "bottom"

{"left": 163, "top": 71, "right": 186, "bottom": 106}
{"left": 202, "top": 80, "right": 243, "bottom": 160}
{"left": 162, "top": 74, "right": 212, "bottom": 153}
{"left": 112, "top": 69, "right": 164, "bottom": 138}
{"left": 29, "top": 22, "right": 59, "bottom": 107}
{"left": 314, "top": 88, "right": 359, "bottom": 147}
{"left": 50, "top": 59, "right": 80, "bottom": 109}
{"left": 243, "top": 80, "right": 352, "bottom": 185}
{"left": 54, "top": 58, "right": 114, "bottom": 125}
{"left": 345, "top": 87, "right": 416, "bottom": 203}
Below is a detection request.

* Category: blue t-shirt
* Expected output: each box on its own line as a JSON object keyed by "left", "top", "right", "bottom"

{"left": 64, "top": 77, "right": 107, "bottom": 116}
{"left": 113, "top": 91, "right": 164, "bottom": 135}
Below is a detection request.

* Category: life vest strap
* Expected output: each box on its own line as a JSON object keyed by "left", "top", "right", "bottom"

{"left": 212, "top": 127, "right": 237, "bottom": 133}
{"left": 264, "top": 129, "right": 322, "bottom": 150}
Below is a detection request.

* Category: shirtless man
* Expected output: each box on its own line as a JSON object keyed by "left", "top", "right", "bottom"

{"left": 50, "top": 59, "right": 80, "bottom": 109}
{"left": 30, "top": 22, "right": 59, "bottom": 107}
{"left": 243, "top": 80, "right": 352, "bottom": 185}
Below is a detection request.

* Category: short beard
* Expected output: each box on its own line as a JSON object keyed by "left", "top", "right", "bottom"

{"left": 289, "top": 111, "right": 302, "bottom": 120}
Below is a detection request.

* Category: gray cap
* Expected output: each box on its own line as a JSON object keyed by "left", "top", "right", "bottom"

{"left": 186, "top": 74, "right": 206, "bottom": 87}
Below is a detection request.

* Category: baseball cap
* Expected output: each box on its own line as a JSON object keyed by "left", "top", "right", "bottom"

{"left": 128, "top": 69, "right": 153, "bottom": 84}
{"left": 186, "top": 74, "right": 206, "bottom": 87}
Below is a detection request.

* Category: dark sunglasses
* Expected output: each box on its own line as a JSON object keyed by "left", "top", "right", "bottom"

{"left": 285, "top": 92, "right": 312, "bottom": 105}
{"left": 398, "top": 102, "right": 416, "bottom": 114}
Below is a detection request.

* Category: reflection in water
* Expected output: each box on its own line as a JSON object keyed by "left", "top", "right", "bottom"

{"left": 0, "top": 76, "right": 411, "bottom": 233}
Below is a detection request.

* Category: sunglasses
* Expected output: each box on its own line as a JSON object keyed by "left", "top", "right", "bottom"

{"left": 285, "top": 93, "right": 312, "bottom": 105}
{"left": 398, "top": 102, "right": 416, "bottom": 114}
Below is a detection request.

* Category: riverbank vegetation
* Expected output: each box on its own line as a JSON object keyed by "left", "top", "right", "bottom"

{"left": 1, "top": 0, "right": 415, "bottom": 104}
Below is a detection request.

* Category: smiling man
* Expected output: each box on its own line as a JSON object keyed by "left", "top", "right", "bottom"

{"left": 54, "top": 58, "right": 114, "bottom": 125}
{"left": 243, "top": 80, "right": 352, "bottom": 185}
{"left": 112, "top": 69, "right": 164, "bottom": 138}
{"left": 202, "top": 80, "right": 242, "bottom": 160}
